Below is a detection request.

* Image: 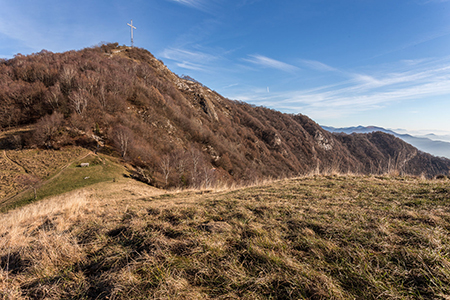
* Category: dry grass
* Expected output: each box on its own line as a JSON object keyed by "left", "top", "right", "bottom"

{"left": 0, "top": 190, "right": 93, "bottom": 299}
{"left": 0, "top": 153, "right": 24, "bottom": 200}
{"left": 0, "top": 147, "right": 89, "bottom": 201}
{"left": 6, "top": 148, "right": 88, "bottom": 179}
{"left": 1, "top": 175, "right": 450, "bottom": 299}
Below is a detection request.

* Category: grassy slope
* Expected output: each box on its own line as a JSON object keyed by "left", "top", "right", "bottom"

{"left": 1, "top": 175, "right": 450, "bottom": 299}
{"left": 32, "top": 154, "right": 126, "bottom": 200}
{"left": 0, "top": 148, "right": 128, "bottom": 212}
{"left": 1, "top": 147, "right": 88, "bottom": 201}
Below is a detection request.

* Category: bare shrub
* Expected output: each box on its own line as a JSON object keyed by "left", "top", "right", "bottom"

{"left": 34, "top": 112, "right": 64, "bottom": 147}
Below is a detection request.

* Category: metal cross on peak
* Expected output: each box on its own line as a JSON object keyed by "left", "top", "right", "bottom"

{"left": 127, "top": 20, "right": 136, "bottom": 48}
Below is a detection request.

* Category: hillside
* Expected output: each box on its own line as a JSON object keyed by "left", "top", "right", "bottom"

{"left": 1, "top": 43, "right": 449, "bottom": 192}
{"left": 323, "top": 125, "right": 450, "bottom": 159}
{"left": 1, "top": 175, "right": 450, "bottom": 299}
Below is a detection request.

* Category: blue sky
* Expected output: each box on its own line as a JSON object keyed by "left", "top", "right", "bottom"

{"left": 1, "top": 0, "right": 449, "bottom": 133}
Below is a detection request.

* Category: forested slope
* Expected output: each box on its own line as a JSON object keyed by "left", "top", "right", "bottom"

{"left": 1, "top": 44, "right": 448, "bottom": 187}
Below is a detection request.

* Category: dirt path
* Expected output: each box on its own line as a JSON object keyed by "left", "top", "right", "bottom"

{"left": 46, "top": 150, "right": 93, "bottom": 182}
{"left": 3, "top": 150, "right": 29, "bottom": 174}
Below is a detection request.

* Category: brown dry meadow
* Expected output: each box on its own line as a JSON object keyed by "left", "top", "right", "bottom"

{"left": 1, "top": 174, "right": 450, "bottom": 299}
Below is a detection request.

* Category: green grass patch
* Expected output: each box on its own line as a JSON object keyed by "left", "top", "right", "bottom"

{"left": 1, "top": 154, "right": 127, "bottom": 212}
{"left": 37, "top": 155, "right": 125, "bottom": 196}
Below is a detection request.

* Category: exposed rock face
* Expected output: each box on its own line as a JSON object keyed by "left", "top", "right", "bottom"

{"left": 315, "top": 131, "right": 333, "bottom": 151}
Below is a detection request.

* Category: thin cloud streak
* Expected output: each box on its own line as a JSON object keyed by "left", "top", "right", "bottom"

{"left": 161, "top": 47, "right": 219, "bottom": 63}
{"left": 166, "top": 0, "right": 222, "bottom": 13}
{"left": 299, "top": 59, "right": 337, "bottom": 72}
{"left": 244, "top": 54, "right": 299, "bottom": 73}
{"left": 176, "top": 61, "right": 210, "bottom": 71}
{"left": 0, "top": 4, "right": 48, "bottom": 52}
{"left": 159, "top": 46, "right": 236, "bottom": 74}
{"left": 168, "top": 0, "right": 205, "bottom": 9}
{"left": 0, "top": 2, "right": 111, "bottom": 54}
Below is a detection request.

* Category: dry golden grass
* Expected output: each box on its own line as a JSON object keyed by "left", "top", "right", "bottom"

{"left": 0, "top": 152, "right": 25, "bottom": 200}
{"left": 0, "top": 176, "right": 162, "bottom": 299}
{"left": 6, "top": 148, "right": 88, "bottom": 179}
{"left": 0, "top": 190, "right": 91, "bottom": 298}
{"left": 1, "top": 174, "right": 450, "bottom": 299}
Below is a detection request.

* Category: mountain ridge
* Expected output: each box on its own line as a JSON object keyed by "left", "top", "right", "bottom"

{"left": 0, "top": 43, "right": 449, "bottom": 190}
{"left": 323, "top": 125, "right": 450, "bottom": 159}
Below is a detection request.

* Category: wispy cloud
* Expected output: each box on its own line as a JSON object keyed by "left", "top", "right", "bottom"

{"left": 422, "top": 0, "right": 450, "bottom": 3}
{"left": 400, "top": 58, "right": 431, "bottom": 66}
{"left": 299, "top": 59, "right": 337, "bottom": 72}
{"left": 244, "top": 54, "right": 299, "bottom": 73}
{"left": 0, "top": 2, "right": 113, "bottom": 54}
{"left": 223, "top": 83, "right": 239, "bottom": 89}
{"left": 166, "top": 0, "right": 222, "bottom": 12}
{"left": 368, "top": 31, "right": 450, "bottom": 62}
{"left": 161, "top": 47, "right": 218, "bottom": 63}
{"left": 175, "top": 61, "right": 208, "bottom": 71}
{"left": 0, "top": 3, "right": 47, "bottom": 52}
{"left": 160, "top": 47, "right": 225, "bottom": 73}
{"left": 168, "top": 0, "right": 205, "bottom": 9}
{"left": 238, "top": 0, "right": 264, "bottom": 6}
{"left": 230, "top": 57, "right": 450, "bottom": 120}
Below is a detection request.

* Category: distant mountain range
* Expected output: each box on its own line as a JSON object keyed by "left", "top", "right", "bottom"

{"left": 322, "top": 125, "right": 450, "bottom": 159}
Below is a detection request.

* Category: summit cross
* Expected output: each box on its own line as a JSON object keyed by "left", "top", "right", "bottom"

{"left": 127, "top": 20, "right": 136, "bottom": 47}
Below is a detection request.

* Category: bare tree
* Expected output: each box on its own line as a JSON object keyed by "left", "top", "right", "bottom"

{"left": 35, "top": 112, "right": 64, "bottom": 146}
{"left": 45, "top": 82, "right": 62, "bottom": 109}
{"left": 60, "top": 65, "right": 76, "bottom": 94}
{"left": 84, "top": 71, "right": 100, "bottom": 95}
{"left": 18, "top": 174, "right": 41, "bottom": 200}
{"left": 160, "top": 155, "right": 171, "bottom": 187}
{"left": 113, "top": 125, "right": 133, "bottom": 158}
{"left": 97, "top": 84, "right": 107, "bottom": 108}
{"left": 202, "top": 167, "right": 216, "bottom": 189}
{"left": 189, "top": 147, "right": 202, "bottom": 187}
{"left": 172, "top": 149, "right": 188, "bottom": 186}
{"left": 69, "top": 89, "right": 89, "bottom": 116}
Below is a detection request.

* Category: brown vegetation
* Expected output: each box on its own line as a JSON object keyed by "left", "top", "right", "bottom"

{"left": 1, "top": 44, "right": 449, "bottom": 190}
